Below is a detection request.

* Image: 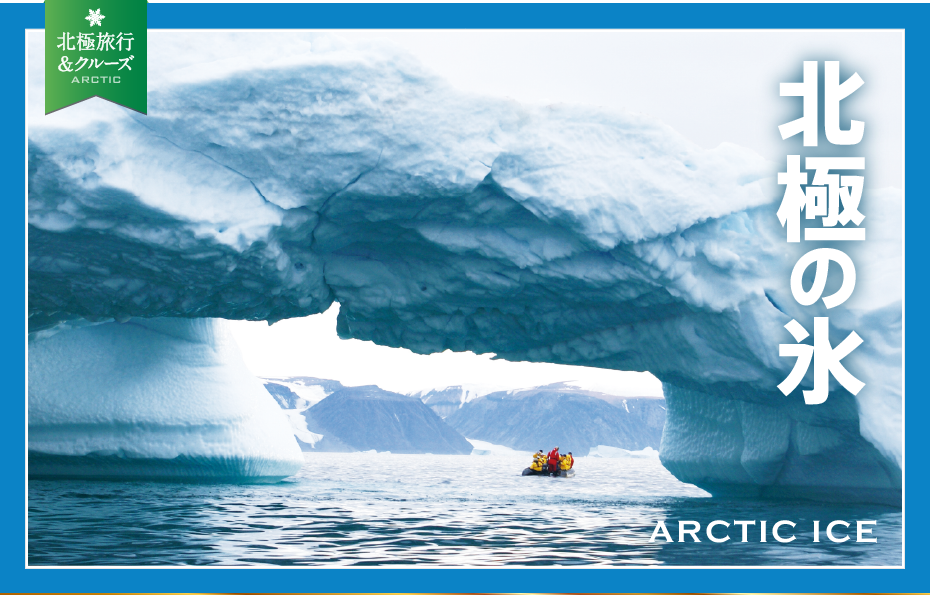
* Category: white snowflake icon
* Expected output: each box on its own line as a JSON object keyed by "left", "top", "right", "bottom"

{"left": 85, "top": 9, "right": 105, "bottom": 27}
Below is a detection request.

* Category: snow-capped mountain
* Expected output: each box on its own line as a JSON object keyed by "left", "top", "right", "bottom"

{"left": 412, "top": 380, "right": 661, "bottom": 419}
{"left": 412, "top": 385, "right": 496, "bottom": 419}
{"left": 444, "top": 385, "right": 666, "bottom": 456}
{"left": 264, "top": 378, "right": 471, "bottom": 454}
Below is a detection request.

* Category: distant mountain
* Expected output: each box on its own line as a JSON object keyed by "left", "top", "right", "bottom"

{"left": 264, "top": 379, "right": 473, "bottom": 454}
{"left": 530, "top": 381, "right": 661, "bottom": 409}
{"left": 265, "top": 377, "right": 664, "bottom": 456}
{"left": 414, "top": 385, "right": 488, "bottom": 418}
{"left": 308, "top": 386, "right": 473, "bottom": 454}
{"left": 262, "top": 379, "right": 341, "bottom": 450}
{"left": 444, "top": 387, "right": 666, "bottom": 456}
{"left": 263, "top": 376, "right": 344, "bottom": 409}
{"left": 412, "top": 380, "right": 662, "bottom": 418}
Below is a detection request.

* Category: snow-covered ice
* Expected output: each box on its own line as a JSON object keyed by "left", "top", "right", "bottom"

{"left": 467, "top": 438, "right": 531, "bottom": 457}
{"left": 586, "top": 446, "right": 660, "bottom": 459}
{"left": 28, "top": 317, "right": 304, "bottom": 479}
{"left": 27, "top": 32, "right": 900, "bottom": 500}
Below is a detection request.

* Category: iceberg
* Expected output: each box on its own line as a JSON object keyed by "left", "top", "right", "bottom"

{"left": 27, "top": 32, "right": 901, "bottom": 501}
{"left": 28, "top": 317, "right": 304, "bottom": 479}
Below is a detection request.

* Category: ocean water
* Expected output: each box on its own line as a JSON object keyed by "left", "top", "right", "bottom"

{"left": 28, "top": 452, "right": 901, "bottom": 566}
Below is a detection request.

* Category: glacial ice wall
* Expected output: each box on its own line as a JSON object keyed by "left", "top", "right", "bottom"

{"left": 29, "top": 317, "right": 304, "bottom": 479}
{"left": 27, "top": 33, "right": 901, "bottom": 500}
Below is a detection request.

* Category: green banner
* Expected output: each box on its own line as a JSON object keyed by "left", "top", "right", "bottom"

{"left": 45, "top": 0, "right": 147, "bottom": 114}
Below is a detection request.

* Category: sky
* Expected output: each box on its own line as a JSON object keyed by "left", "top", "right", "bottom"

{"left": 228, "top": 29, "right": 903, "bottom": 395}
{"left": 229, "top": 305, "right": 663, "bottom": 397}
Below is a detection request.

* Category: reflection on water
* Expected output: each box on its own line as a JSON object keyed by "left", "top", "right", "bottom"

{"left": 28, "top": 452, "right": 901, "bottom": 566}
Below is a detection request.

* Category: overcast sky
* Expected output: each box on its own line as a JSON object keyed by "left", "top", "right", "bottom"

{"left": 229, "top": 305, "right": 663, "bottom": 396}
{"left": 228, "top": 29, "right": 903, "bottom": 395}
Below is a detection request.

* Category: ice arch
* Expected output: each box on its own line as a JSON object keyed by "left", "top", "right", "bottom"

{"left": 27, "top": 33, "right": 901, "bottom": 501}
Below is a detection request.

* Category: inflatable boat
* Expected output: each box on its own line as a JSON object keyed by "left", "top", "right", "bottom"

{"left": 522, "top": 466, "right": 575, "bottom": 478}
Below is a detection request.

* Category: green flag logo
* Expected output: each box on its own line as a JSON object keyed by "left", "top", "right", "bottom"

{"left": 45, "top": 0, "right": 147, "bottom": 114}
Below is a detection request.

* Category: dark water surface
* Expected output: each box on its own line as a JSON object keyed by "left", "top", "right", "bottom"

{"left": 28, "top": 453, "right": 901, "bottom": 566}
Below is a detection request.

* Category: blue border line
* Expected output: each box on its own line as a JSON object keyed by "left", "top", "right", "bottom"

{"left": 9, "top": 2, "right": 925, "bottom": 592}
{"left": 143, "top": 2, "right": 922, "bottom": 29}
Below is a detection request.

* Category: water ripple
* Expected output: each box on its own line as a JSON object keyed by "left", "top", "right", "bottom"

{"left": 28, "top": 453, "right": 901, "bottom": 566}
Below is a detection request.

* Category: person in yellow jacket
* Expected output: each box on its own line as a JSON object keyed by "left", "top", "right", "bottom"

{"left": 530, "top": 450, "right": 545, "bottom": 472}
{"left": 560, "top": 452, "right": 574, "bottom": 471}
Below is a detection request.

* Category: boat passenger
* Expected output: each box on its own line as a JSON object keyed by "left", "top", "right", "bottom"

{"left": 530, "top": 450, "right": 545, "bottom": 472}
{"left": 560, "top": 452, "right": 574, "bottom": 471}
{"left": 548, "top": 446, "right": 561, "bottom": 476}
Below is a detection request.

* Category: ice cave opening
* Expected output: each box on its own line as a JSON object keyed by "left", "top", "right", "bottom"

{"left": 27, "top": 32, "right": 901, "bottom": 505}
